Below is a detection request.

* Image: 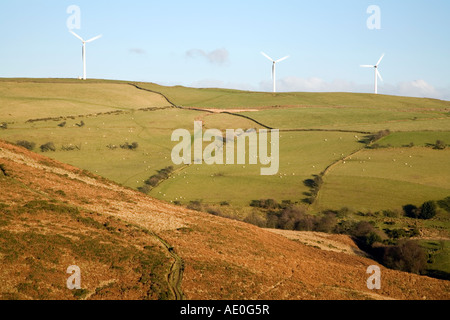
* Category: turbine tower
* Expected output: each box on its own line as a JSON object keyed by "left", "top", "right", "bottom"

{"left": 261, "top": 52, "right": 289, "bottom": 93}
{"left": 361, "top": 54, "right": 385, "bottom": 94}
{"left": 70, "top": 30, "right": 102, "bottom": 80}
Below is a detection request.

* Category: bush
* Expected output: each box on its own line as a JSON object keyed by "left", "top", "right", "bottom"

{"left": 57, "top": 121, "right": 66, "bottom": 127}
{"left": 40, "top": 142, "right": 56, "bottom": 152}
{"left": 382, "top": 209, "right": 399, "bottom": 218}
{"left": 365, "top": 232, "right": 382, "bottom": 246}
{"left": 418, "top": 201, "right": 437, "bottom": 219}
{"left": 434, "top": 140, "right": 446, "bottom": 150}
{"left": 120, "top": 142, "right": 139, "bottom": 150}
{"left": 382, "top": 240, "right": 427, "bottom": 274}
{"left": 403, "top": 204, "right": 419, "bottom": 218}
{"left": 243, "top": 212, "right": 266, "bottom": 228}
{"left": 0, "top": 163, "right": 7, "bottom": 176}
{"left": 16, "top": 140, "right": 36, "bottom": 151}
{"left": 437, "top": 196, "right": 450, "bottom": 213}
{"left": 315, "top": 213, "right": 337, "bottom": 233}
{"left": 0, "top": 122, "right": 7, "bottom": 129}
{"left": 249, "top": 199, "right": 279, "bottom": 209}
{"left": 187, "top": 200, "right": 202, "bottom": 211}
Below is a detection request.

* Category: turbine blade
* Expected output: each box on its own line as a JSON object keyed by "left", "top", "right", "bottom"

{"left": 376, "top": 53, "right": 385, "bottom": 66}
{"left": 69, "top": 30, "right": 84, "bottom": 42}
{"left": 261, "top": 51, "right": 274, "bottom": 62}
{"left": 360, "top": 65, "right": 374, "bottom": 68}
{"left": 377, "top": 70, "right": 383, "bottom": 82}
{"left": 276, "top": 56, "right": 290, "bottom": 63}
{"left": 86, "top": 34, "right": 102, "bottom": 43}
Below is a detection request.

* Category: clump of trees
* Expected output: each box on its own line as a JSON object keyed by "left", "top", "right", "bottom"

{"left": 382, "top": 240, "right": 427, "bottom": 274}
{"left": 16, "top": 140, "right": 36, "bottom": 151}
{"left": 367, "top": 129, "right": 391, "bottom": 144}
{"left": 403, "top": 201, "right": 437, "bottom": 220}
{"left": 302, "top": 175, "right": 323, "bottom": 204}
{"left": 138, "top": 166, "right": 174, "bottom": 194}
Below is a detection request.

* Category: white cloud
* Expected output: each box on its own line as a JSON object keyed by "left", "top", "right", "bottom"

{"left": 184, "top": 75, "right": 450, "bottom": 101}
{"left": 129, "top": 48, "right": 146, "bottom": 55}
{"left": 186, "top": 48, "right": 229, "bottom": 65}
{"left": 258, "top": 77, "right": 450, "bottom": 100}
{"left": 387, "top": 80, "right": 447, "bottom": 99}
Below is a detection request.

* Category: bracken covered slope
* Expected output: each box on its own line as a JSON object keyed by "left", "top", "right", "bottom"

{"left": 0, "top": 140, "right": 448, "bottom": 300}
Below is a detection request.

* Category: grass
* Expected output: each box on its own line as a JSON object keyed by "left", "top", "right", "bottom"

{"left": 1, "top": 78, "right": 449, "bottom": 216}
{"left": 315, "top": 148, "right": 450, "bottom": 212}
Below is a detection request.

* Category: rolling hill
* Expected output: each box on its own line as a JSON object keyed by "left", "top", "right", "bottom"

{"left": 1, "top": 139, "right": 449, "bottom": 300}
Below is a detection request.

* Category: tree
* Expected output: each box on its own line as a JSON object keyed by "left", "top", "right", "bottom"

{"left": 383, "top": 240, "right": 427, "bottom": 274}
{"left": 403, "top": 204, "right": 419, "bottom": 218}
{"left": 418, "top": 201, "right": 437, "bottom": 219}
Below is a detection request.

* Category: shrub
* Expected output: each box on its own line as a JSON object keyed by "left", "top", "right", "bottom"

{"left": 382, "top": 240, "right": 427, "bottom": 274}
{"left": 437, "top": 196, "right": 450, "bottom": 213}
{"left": 249, "top": 199, "right": 279, "bottom": 209}
{"left": 120, "top": 142, "right": 139, "bottom": 150}
{"left": 0, "top": 122, "right": 7, "bottom": 129}
{"left": 187, "top": 200, "right": 202, "bottom": 211}
{"left": 220, "top": 201, "right": 230, "bottom": 206}
{"left": 0, "top": 163, "right": 7, "bottom": 176}
{"left": 365, "top": 232, "right": 382, "bottom": 246}
{"left": 351, "top": 221, "right": 376, "bottom": 238}
{"left": 16, "top": 140, "right": 36, "bottom": 151}
{"left": 57, "top": 121, "right": 66, "bottom": 127}
{"left": 243, "top": 212, "right": 266, "bottom": 228}
{"left": 368, "top": 129, "right": 391, "bottom": 143}
{"left": 382, "top": 210, "right": 398, "bottom": 218}
{"left": 434, "top": 140, "right": 446, "bottom": 150}
{"left": 403, "top": 204, "right": 419, "bottom": 218}
{"left": 40, "top": 142, "right": 56, "bottom": 152}
{"left": 418, "top": 201, "right": 437, "bottom": 219}
{"left": 75, "top": 120, "right": 85, "bottom": 127}
{"left": 315, "top": 213, "right": 337, "bottom": 233}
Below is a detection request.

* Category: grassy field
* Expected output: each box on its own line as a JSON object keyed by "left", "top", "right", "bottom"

{"left": 1, "top": 78, "right": 449, "bottom": 211}
{"left": 315, "top": 148, "right": 450, "bottom": 212}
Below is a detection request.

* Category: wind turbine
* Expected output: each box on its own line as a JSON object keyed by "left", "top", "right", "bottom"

{"left": 69, "top": 30, "right": 102, "bottom": 80}
{"left": 261, "top": 52, "right": 289, "bottom": 93}
{"left": 360, "top": 54, "right": 385, "bottom": 94}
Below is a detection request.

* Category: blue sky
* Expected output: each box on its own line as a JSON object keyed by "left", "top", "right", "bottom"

{"left": 1, "top": 0, "right": 449, "bottom": 99}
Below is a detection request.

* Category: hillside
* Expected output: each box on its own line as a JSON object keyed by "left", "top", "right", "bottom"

{"left": 0, "top": 140, "right": 449, "bottom": 300}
